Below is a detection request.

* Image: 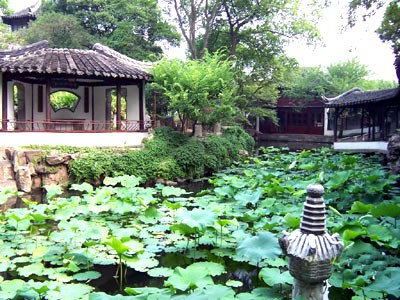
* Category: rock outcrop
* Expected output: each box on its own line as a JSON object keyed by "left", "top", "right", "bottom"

{"left": 387, "top": 134, "right": 400, "bottom": 174}
{"left": 0, "top": 148, "right": 74, "bottom": 194}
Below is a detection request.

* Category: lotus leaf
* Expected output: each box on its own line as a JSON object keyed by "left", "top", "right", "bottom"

{"left": 234, "top": 188, "right": 262, "bottom": 206}
{"left": 236, "top": 287, "right": 282, "bottom": 300}
{"left": 70, "top": 182, "right": 94, "bottom": 194}
{"left": 125, "top": 253, "right": 159, "bottom": 272}
{"left": 103, "top": 175, "right": 141, "bottom": 188}
{"left": 259, "top": 267, "right": 293, "bottom": 286}
{"left": 214, "top": 186, "right": 234, "bottom": 198}
{"left": 367, "top": 224, "right": 392, "bottom": 242}
{"left": 73, "top": 271, "right": 102, "bottom": 281}
{"left": 0, "top": 279, "right": 27, "bottom": 299}
{"left": 43, "top": 184, "right": 63, "bottom": 199}
{"left": 18, "top": 262, "right": 46, "bottom": 277}
{"left": 325, "top": 170, "right": 352, "bottom": 189}
{"left": 177, "top": 285, "right": 236, "bottom": 299}
{"left": 165, "top": 262, "right": 224, "bottom": 291}
{"left": 226, "top": 279, "right": 243, "bottom": 287}
{"left": 175, "top": 207, "right": 217, "bottom": 231}
{"left": 366, "top": 267, "right": 400, "bottom": 297}
{"left": 125, "top": 287, "right": 172, "bottom": 297}
{"left": 371, "top": 202, "right": 400, "bottom": 218}
{"left": 139, "top": 206, "right": 163, "bottom": 224}
{"left": 342, "top": 229, "right": 367, "bottom": 241}
{"left": 283, "top": 213, "right": 300, "bottom": 228}
{"left": 161, "top": 186, "right": 188, "bottom": 197}
{"left": 51, "top": 283, "right": 93, "bottom": 299}
{"left": 147, "top": 267, "right": 174, "bottom": 277}
{"left": 105, "top": 237, "right": 130, "bottom": 255}
{"left": 349, "top": 201, "right": 374, "bottom": 214}
{"left": 236, "top": 232, "right": 280, "bottom": 264}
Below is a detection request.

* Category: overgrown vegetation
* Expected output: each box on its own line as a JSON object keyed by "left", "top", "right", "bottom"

{"left": 69, "top": 126, "right": 255, "bottom": 183}
{"left": 0, "top": 147, "right": 398, "bottom": 299}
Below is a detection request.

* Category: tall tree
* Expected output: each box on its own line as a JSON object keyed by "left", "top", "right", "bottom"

{"left": 377, "top": 1, "right": 400, "bottom": 53}
{"left": 18, "top": 12, "right": 93, "bottom": 49}
{"left": 40, "top": 0, "right": 180, "bottom": 60}
{"left": 283, "top": 58, "right": 396, "bottom": 99}
{"left": 347, "top": 0, "right": 400, "bottom": 53}
{"left": 151, "top": 52, "right": 239, "bottom": 130}
{"left": 170, "top": 0, "right": 222, "bottom": 59}
{"left": 190, "top": 0, "right": 324, "bottom": 123}
{"left": 0, "top": 0, "right": 8, "bottom": 13}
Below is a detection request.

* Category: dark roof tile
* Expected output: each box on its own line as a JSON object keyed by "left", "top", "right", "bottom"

{"left": 323, "top": 87, "right": 400, "bottom": 108}
{"left": 0, "top": 40, "right": 152, "bottom": 80}
{"left": 1, "top": 0, "right": 41, "bottom": 21}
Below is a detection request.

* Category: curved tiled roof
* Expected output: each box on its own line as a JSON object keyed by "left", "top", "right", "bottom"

{"left": 2, "top": 0, "right": 41, "bottom": 21}
{"left": 0, "top": 40, "right": 152, "bottom": 80}
{"left": 323, "top": 87, "right": 400, "bottom": 108}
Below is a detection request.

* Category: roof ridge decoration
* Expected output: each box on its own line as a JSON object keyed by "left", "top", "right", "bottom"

{"left": 321, "top": 87, "right": 363, "bottom": 103}
{"left": 92, "top": 43, "right": 153, "bottom": 71}
{"left": 3, "top": 0, "right": 42, "bottom": 19}
{"left": 0, "top": 41, "right": 152, "bottom": 80}
{"left": 323, "top": 86, "right": 400, "bottom": 108}
{"left": 0, "top": 40, "right": 48, "bottom": 58}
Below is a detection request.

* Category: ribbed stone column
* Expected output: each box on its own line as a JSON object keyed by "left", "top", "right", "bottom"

{"left": 279, "top": 184, "right": 344, "bottom": 300}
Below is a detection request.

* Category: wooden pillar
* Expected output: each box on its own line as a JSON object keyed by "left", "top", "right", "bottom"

{"left": 153, "top": 92, "right": 157, "bottom": 127}
{"left": 1, "top": 75, "right": 8, "bottom": 131}
{"left": 45, "top": 79, "right": 51, "bottom": 129}
{"left": 116, "top": 84, "right": 122, "bottom": 130}
{"left": 372, "top": 110, "right": 376, "bottom": 141}
{"left": 139, "top": 81, "right": 144, "bottom": 131}
{"left": 92, "top": 86, "right": 95, "bottom": 130}
{"left": 333, "top": 109, "right": 339, "bottom": 142}
{"left": 360, "top": 108, "right": 364, "bottom": 139}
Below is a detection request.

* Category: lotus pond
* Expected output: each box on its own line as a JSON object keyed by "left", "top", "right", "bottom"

{"left": 0, "top": 147, "right": 399, "bottom": 300}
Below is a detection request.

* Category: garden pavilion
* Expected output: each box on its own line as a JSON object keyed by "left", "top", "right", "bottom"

{"left": 0, "top": 40, "right": 153, "bottom": 147}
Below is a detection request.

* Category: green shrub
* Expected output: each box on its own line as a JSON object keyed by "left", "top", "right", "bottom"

{"left": 222, "top": 126, "right": 255, "bottom": 153}
{"left": 69, "top": 126, "right": 254, "bottom": 183}
{"left": 173, "top": 140, "right": 206, "bottom": 179}
{"left": 149, "top": 126, "right": 189, "bottom": 148}
{"left": 69, "top": 149, "right": 114, "bottom": 182}
{"left": 202, "top": 134, "right": 230, "bottom": 173}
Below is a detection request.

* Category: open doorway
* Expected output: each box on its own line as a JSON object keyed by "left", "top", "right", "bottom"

{"left": 13, "top": 83, "right": 26, "bottom": 130}
{"left": 106, "top": 88, "right": 127, "bottom": 130}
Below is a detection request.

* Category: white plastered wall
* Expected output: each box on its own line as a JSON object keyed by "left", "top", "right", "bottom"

{"left": 1, "top": 80, "right": 143, "bottom": 129}
{"left": 51, "top": 87, "right": 90, "bottom": 120}
{"left": 0, "top": 73, "right": 2, "bottom": 130}
{"left": 126, "top": 85, "right": 140, "bottom": 121}
{"left": 93, "top": 84, "right": 140, "bottom": 122}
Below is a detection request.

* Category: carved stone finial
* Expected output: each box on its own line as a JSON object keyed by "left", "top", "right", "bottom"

{"left": 279, "top": 184, "right": 344, "bottom": 299}
{"left": 300, "top": 183, "right": 326, "bottom": 235}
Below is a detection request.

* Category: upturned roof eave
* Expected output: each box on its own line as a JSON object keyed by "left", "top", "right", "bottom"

{"left": 323, "top": 87, "right": 400, "bottom": 108}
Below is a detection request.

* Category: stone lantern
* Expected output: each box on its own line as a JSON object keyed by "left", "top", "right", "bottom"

{"left": 279, "top": 184, "right": 344, "bottom": 300}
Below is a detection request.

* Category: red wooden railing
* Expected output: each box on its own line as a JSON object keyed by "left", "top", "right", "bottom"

{"left": 0, "top": 119, "right": 152, "bottom": 132}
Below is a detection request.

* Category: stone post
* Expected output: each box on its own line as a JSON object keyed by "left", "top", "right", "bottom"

{"left": 279, "top": 184, "right": 344, "bottom": 300}
{"left": 194, "top": 123, "right": 203, "bottom": 137}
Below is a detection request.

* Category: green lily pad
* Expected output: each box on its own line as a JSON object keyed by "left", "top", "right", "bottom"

{"left": 236, "top": 231, "right": 280, "bottom": 264}
{"left": 165, "top": 262, "right": 225, "bottom": 291}
{"left": 367, "top": 224, "right": 392, "bottom": 242}
{"left": 161, "top": 186, "right": 188, "bottom": 197}
{"left": 147, "top": 267, "right": 174, "bottom": 277}
{"left": 18, "top": 262, "right": 46, "bottom": 277}
{"left": 73, "top": 271, "right": 102, "bottom": 281}
{"left": 259, "top": 267, "right": 293, "bottom": 286}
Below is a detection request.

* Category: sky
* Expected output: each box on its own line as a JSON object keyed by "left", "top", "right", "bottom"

{"left": 284, "top": 0, "right": 397, "bottom": 81}
{"left": 8, "top": 0, "right": 398, "bottom": 82}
